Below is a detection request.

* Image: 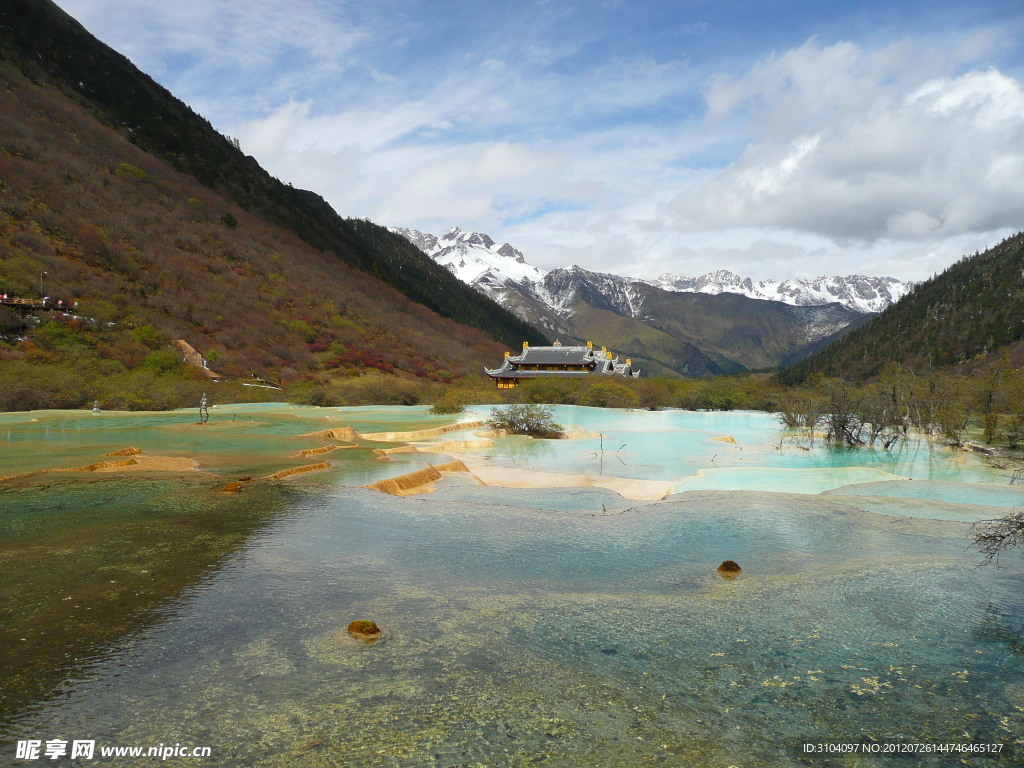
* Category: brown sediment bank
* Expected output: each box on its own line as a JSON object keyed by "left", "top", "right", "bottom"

{"left": 0, "top": 454, "right": 200, "bottom": 482}
{"left": 374, "top": 439, "right": 494, "bottom": 457}
{"left": 365, "top": 460, "right": 472, "bottom": 496}
{"left": 299, "top": 426, "right": 359, "bottom": 441}
{"left": 292, "top": 445, "right": 359, "bottom": 458}
{"left": 92, "top": 455, "right": 199, "bottom": 472}
{"left": 105, "top": 446, "right": 143, "bottom": 457}
{"left": 366, "top": 466, "right": 443, "bottom": 496}
{"left": 374, "top": 445, "right": 420, "bottom": 456}
{"left": 712, "top": 436, "right": 738, "bottom": 445}
{"left": 358, "top": 420, "right": 484, "bottom": 442}
{"left": 417, "top": 438, "right": 495, "bottom": 451}
{"left": 67, "top": 458, "right": 139, "bottom": 472}
{"left": 458, "top": 457, "right": 672, "bottom": 501}
{"left": 262, "top": 462, "right": 333, "bottom": 481}
{"left": 433, "top": 460, "right": 470, "bottom": 473}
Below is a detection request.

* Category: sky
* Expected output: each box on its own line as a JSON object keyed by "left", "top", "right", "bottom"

{"left": 55, "top": 0, "right": 1024, "bottom": 282}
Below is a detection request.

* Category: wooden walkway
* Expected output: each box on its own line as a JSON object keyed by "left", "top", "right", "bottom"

{"left": 0, "top": 297, "right": 72, "bottom": 311}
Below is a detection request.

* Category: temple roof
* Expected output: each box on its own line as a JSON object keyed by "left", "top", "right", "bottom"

{"left": 486, "top": 343, "right": 639, "bottom": 378}
{"left": 511, "top": 346, "right": 595, "bottom": 365}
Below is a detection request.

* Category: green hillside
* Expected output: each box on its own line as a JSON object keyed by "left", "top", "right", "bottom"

{"left": 0, "top": 56, "right": 523, "bottom": 409}
{"left": 782, "top": 232, "right": 1024, "bottom": 384}
{"left": 566, "top": 303, "right": 737, "bottom": 378}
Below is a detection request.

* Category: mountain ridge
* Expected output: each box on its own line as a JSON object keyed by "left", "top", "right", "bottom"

{"left": 392, "top": 226, "right": 872, "bottom": 377}
{"left": 391, "top": 225, "right": 913, "bottom": 315}
{"left": 780, "top": 231, "right": 1024, "bottom": 383}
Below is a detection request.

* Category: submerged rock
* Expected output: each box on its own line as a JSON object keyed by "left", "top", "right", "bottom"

{"left": 716, "top": 560, "right": 743, "bottom": 580}
{"left": 347, "top": 620, "right": 382, "bottom": 644}
{"left": 105, "top": 446, "right": 142, "bottom": 457}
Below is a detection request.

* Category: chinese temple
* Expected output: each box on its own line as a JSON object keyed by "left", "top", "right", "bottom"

{"left": 485, "top": 340, "right": 640, "bottom": 389}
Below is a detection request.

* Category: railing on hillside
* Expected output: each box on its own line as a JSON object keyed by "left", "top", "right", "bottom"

{"left": 0, "top": 297, "right": 75, "bottom": 311}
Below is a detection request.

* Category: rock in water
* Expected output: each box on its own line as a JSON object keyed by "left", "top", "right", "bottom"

{"left": 717, "top": 560, "right": 743, "bottom": 580}
{"left": 347, "top": 620, "right": 382, "bottom": 643}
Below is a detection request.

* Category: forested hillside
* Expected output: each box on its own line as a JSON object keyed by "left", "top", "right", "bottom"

{"left": 0, "top": 0, "right": 544, "bottom": 349}
{"left": 0, "top": 58, "right": 520, "bottom": 407}
{"left": 782, "top": 232, "right": 1024, "bottom": 383}
{"left": 0, "top": 0, "right": 557, "bottom": 410}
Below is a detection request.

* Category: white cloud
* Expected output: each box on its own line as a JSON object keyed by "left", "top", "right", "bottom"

{"left": 53, "top": 3, "right": 1024, "bottom": 282}
{"left": 221, "top": 31, "right": 1024, "bottom": 282}
{"left": 662, "top": 40, "right": 1024, "bottom": 272}
{"left": 57, "top": 0, "right": 373, "bottom": 118}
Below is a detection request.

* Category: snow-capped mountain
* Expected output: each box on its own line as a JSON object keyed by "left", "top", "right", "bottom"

{"left": 392, "top": 226, "right": 911, "bottom": 315}
{"left": 648, "top": 270, "right": 912, "bottom": 314}
{"left": 390, "top": 225, "right": 911, "bottom": 375}
{"left": 393, "top": 226, "right": 545, "bottom": 291}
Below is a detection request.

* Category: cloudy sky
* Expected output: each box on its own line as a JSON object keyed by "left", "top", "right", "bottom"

{"left": 57, "top": 0, "right": 1024, "bottom": 281}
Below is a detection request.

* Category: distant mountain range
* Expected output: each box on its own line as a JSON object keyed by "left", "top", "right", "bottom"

{"left": 648, "top": 271, "right": 910, "bottom": 314}
{"left": 395, "top": 226, "right": 912, "bottom": 314}
{"left": 392, "top": 226, "right": 911, "bottom": 376}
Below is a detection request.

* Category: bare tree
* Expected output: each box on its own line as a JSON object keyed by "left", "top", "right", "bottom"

{"left": 821, "top": 380, "right": 865, "bottom": 448}
{"left": 971, "top": 511, "right": 1024, "bottom": 566}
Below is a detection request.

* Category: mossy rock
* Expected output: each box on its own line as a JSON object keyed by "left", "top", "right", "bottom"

{"left": 347, "top": 620, "right": 382, "bottom": 644}
{"left": 716, "top": 560, "right": 743, "bottom": 580}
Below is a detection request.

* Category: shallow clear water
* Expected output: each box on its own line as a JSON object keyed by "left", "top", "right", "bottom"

{"left": 0, "top": 404, "right": 1001, "bottom": 494}
{"left": 0, "top": 404, "right": 468, "bottom": 482}
{"left": 461, "top": 406, "right": 1001, "bottom": 493}
{"left": 2, "top": 405, "right": 1023, "bottom": 767}
{"left": 3, "top": 488, "right": 1022, "bottom": 767}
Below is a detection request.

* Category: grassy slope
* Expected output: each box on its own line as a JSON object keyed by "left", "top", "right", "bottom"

{"left": 567, "top": 303, "right": 734, "bottom": 378}
{"left": 0, "top": 59, "right": 507, "bottom": 391}
{"left": 0, "top": 0, "right": 546, "bottom": 350}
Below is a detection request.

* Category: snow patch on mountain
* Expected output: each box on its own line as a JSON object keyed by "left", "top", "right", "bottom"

{"left": 391, "top": 226, "right": 912, "bottom": 315}
{"left": 648, "top": 270, "right": 912, "bottom": 314}
{"left": 393, "top": 226, "right": 545, "bottom": 289}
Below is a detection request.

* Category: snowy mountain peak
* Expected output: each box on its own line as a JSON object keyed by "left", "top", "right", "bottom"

{"left": 497, "top": 243, "right": 526, "bottom": 264}
{"left": 393, "top": 227, "right": 438, "bottom": 254}
{"left": 439, "top": 226, "right": 496, "bottom": 249}
{"left": 391, "top": 224, "right": 912, "bottom": 316}
{"left": 391, "top": 225, "right": 547, "bottom": 290}
{"left": 649, "top": 271, "right": 912, "bottom": 314}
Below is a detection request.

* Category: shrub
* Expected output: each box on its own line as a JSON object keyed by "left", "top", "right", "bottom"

{"left": 287, "top": 378, "right": 343, "bottom": 407}
{"left": 430, "top": 389, "right": 469, "bottom": 415}
{"left": 578, "top": 380, "right": 640, "bottom": 408}
{"left": 138, "top": 348, "right": 187, "bottom": 374}
{"left": 486, "top": 404, "right": 562, "bottom": 438}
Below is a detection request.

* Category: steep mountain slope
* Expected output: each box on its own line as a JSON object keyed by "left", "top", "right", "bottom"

{"left": 0, "top": 51, "right": 513, "bottom": 390}
{"left": 0, "top": 0, "right": 545, "bottom": 350}
{"left": 542, "top": 267, "right": 868, "bottom": 376}
{"left": 781, "top": 232, "right": 1024, "bottom": 383}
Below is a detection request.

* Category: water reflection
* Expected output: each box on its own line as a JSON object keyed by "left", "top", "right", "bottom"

{"left": 3, "top": 487, "right": 1021, "bottom": 767}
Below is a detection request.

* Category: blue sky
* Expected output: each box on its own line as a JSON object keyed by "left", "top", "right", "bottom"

{"left": 56, "top": 0, "right": 1024, "bottom": 281}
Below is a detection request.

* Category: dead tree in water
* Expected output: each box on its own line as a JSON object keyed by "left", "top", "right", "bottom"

{"left": 822, "top": 381, "right": 864, "bottom": 448}
{"left": 972, "top": 511, "right": 1024, "bottom": 565}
